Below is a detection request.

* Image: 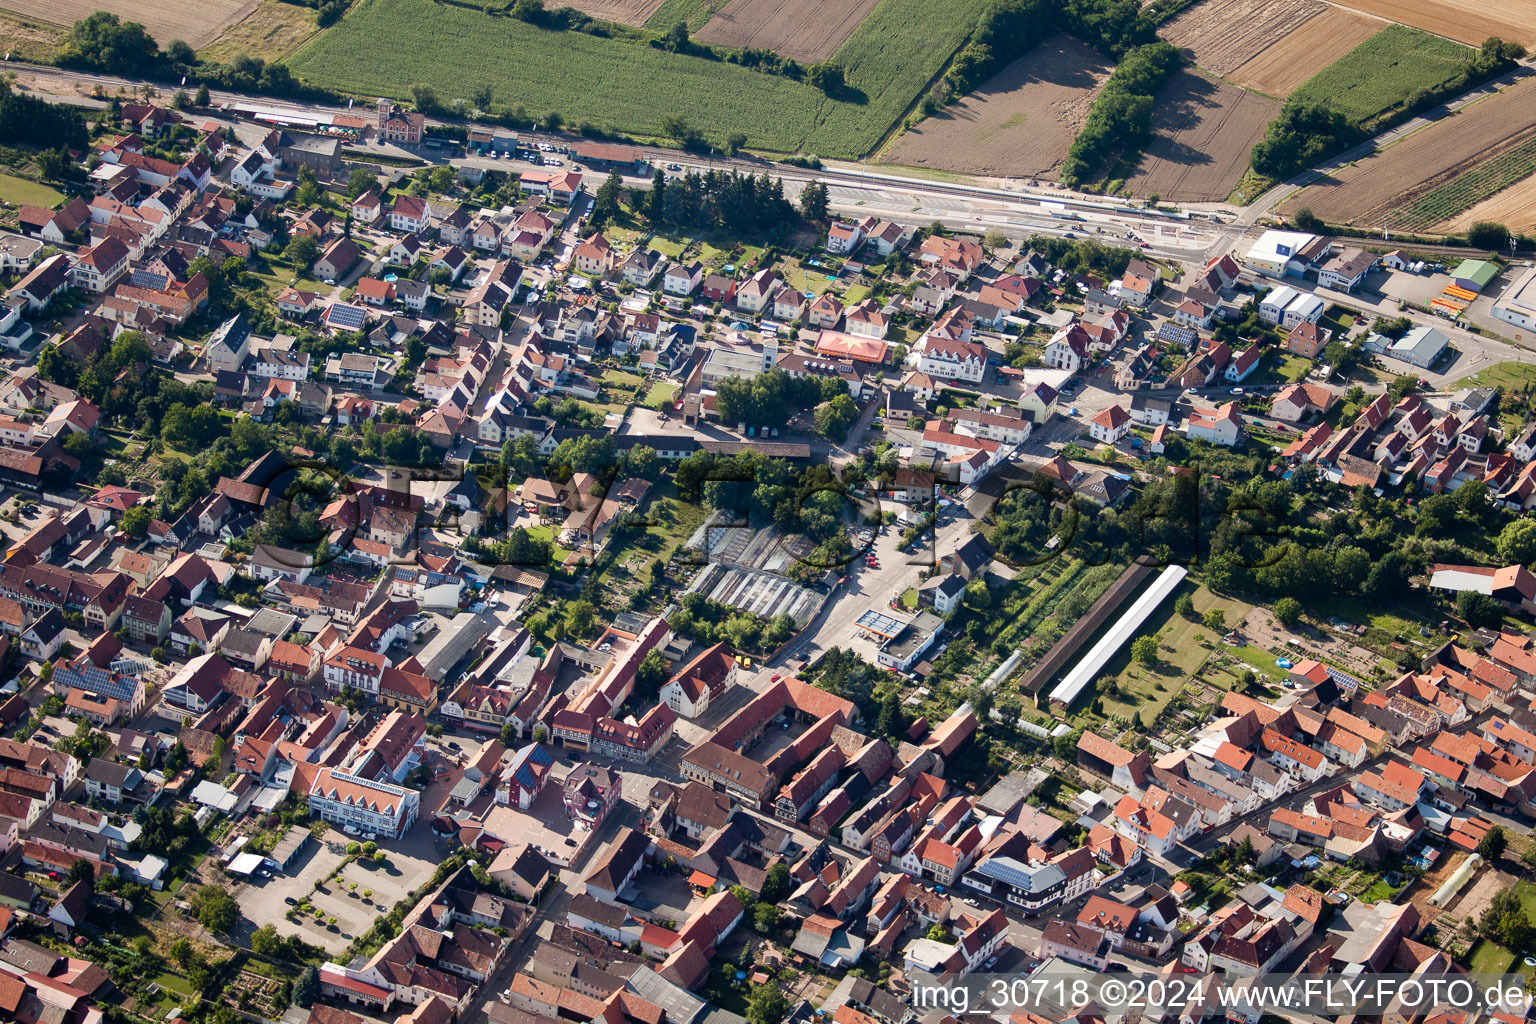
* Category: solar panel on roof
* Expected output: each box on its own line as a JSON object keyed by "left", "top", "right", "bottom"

{"left": 327, "top": 302, "right": 367, "bottom": 330}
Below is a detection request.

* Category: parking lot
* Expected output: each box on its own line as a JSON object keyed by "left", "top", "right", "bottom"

{"left": 235, "top": 828, "right": 435, "bottom": 954}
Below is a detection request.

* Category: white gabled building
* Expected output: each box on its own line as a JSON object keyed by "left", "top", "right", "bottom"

{"left": 307, "top": 767, "right": 419, "bottom": 839}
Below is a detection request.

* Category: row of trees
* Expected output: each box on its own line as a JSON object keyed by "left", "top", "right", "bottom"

{"left": 641, "top": 168, "right": 798, "bottom": 235}
{"left": 1059, "top": 41, "right": 1181, "bottom": 185}
{"left": 0, "top": 80, "right": 88, "bottom": 152}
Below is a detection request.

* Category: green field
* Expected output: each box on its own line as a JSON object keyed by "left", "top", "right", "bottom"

{"left": 0, "top": 173, "right": 64, "bottom": 208}
{"left": 1291, "top": 26, "right": 1473, "bottom": 127}
{"left": 1399, "top": 134, "right": 1536, "bottom": 231}
{"left": 645, "top": 0, "right": 728, "bottom": 30}
{"left": 284, "top": 0, "right": 991, "bottom": 157}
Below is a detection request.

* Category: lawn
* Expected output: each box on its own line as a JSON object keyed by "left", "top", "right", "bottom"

{"left": 1291, "top": 25, "right": 1474, "bottom": 128}
{"left": 1467, "top": 938, "right": 1516, "bottom": 975}
{"left": 645, "top": 381, "right": 677, "bottom": 409}
{"left": 1224, "top": 644, "right": 1290, "bottom": 684}
{"left": 522, "top": 523, "right": 573, "bottom": 563}
{"left": 783, "top": 262, "right": 835, "bottom": 296}
{"left": 1093, "top": 584, "right": 1251, "bottom": 724}
{"left": 154, "top": 973, "right": 194, "bottom": 996}
{"left": 199, "top": 0, "right": 322, "bottom": 62}
{"left": 284, "top": 0, "right": 993, "bottom": 157}
{"left": 841, "top": 284, "right": 872, "bottom": 304}
{"left": 0, "top": 173, "right": 63, "bottom": 208}
{"left": 1251, "top": 351, "right": 1312, "bottom": 385}
{"left": 648, "top": 236, "right": 689, "bottom": 258}
{"left": 1455, "top": 361, "right": 1536, "bottom": 391}
{"left": 602, "top": 368, "right": 645, "bottom": 388}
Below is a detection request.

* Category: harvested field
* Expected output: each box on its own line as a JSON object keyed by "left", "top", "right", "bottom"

{"left": 199, "top": 0, "right": 321, "bottom": 62}
{"left": 1228, "top": 7, "right": 1382, "bottom": 97}
{"left": 694, "top": 0, "right": 882, "bottom": 65}
{"left": 1279, "top": 77, "right": 1536, "bottom": 228}
{"left": 1330, "top": 0, "right": 1536, "bottom": 48}
{"left": 1438, "top": 176, "right": 1536, "bottom": 235}
{"left": 557, "top": 0, "right": 668, "bottom": 26}
{"left": 2, "top": 0, "right": 259, "bottom": 48}
{"left": 882, "top": 35, "right": 1112, "bottom": 178}
{"left": 1122, "top": 71, "right": 1278, "bottom": 202}
{"left": 1159, "top": 0, "right": 1322, "bottom": 76}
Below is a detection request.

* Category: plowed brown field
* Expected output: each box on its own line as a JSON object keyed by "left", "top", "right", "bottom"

{"left": 882, "top": 35, "right": 1112, "bottom": 178}
{"left": 1228, "top": 7, "right": 1383, "bottom": 97}
{"left": 1160, "top": 0, "right": 1323, "bottom": 75}
{"left": 4, "top": 0, "right": 257, "bottom": 48}
{"left": 1279, "top": 77, "right": 1536, "bottom": 227}
{"left": 557, "top": 0, "right": 667, "bottom": 26}
{"left": 1122, "top": 71, "right": 1278, "bottom": 201}
{"left": 1330, "top": 0, "right": 1536, "bottom": 47}
{"left": 694, "top": 0, "right": 883, "bottom": 64}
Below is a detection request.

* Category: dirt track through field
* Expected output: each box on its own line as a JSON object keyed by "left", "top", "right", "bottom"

{"left": 1279, "top": 77, "right": 1536, "bottom": 227}
{"left": 3, "top": 0, "right": 259, "bottom": 48}
{"left": 557, "top": 0, "right": 668, "bottom": 27}
{"left": 694, "top": 0, "right": 883, "bottom": 64}
{"left": 881, "top": 34, "right": 1112, "bottom": 178}
{"left": 1329, "top": 0, "right": 1536, "bottom": 47}
{"left": 1122, "top": 71, "right": 1278, "bottom": 201}
{"left": 1160, "top": 0, "right": 1323, "bottom": 75}
{"left": 1228, "top": 7, "right": 1383, "bottom": 97}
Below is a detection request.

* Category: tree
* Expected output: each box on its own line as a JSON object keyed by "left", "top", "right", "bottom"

{"left": 195, "top": 84, "right": 210, "bottom": 106}
{"left": 286, "top": 233, "right": 320, "bottom": 271}
{"left": 58, "top": 12, "right": 161, "bottom": 75}
{"left": 814, "top": 393, "right": 859, "bottom": 438}
{"left": 1131, "top": 635, "right": 1158, "bottom": 667}
{"left": 798, "top": 181, "right": 829, "bottom": 223}
{"left": 346, "top": 167, "right": 379, "bottom": 200}
{"left": 191, "top": 885, "right": 238, "bottom": 933}
{"left": 120, "top": 504, "right": 151, "bottom": 538}
{"left": 752, "top": 902, "right": 780, "bottom": 932}
{"left": 1468, "top": 221, "right": 1511, "bottom": 250}
{"left": 725, "top": 132, "right": 749, "bottom": 156}
{"left": 1202, "top": 609, "right": 1226, "bottom": 632}
{"left": 409, "top": 83, "right": 440, "bottom": 113}
{"left": 1458, "top": 590, "right": 1505, "bottom": 629}
{"left": 746, "top": 983, "right": 789, "bottom": 1024}
{"left": 635, "top": 649, "right": 668, "bottom": 701}
{"left": 170, "top": 938, "right": 195, "bottom": 968}
{"left": 67, "top": 857, "right": 95, "bottom": 890}
{"left": 1174, "top": 593, "right": 1196, "bottom": 619}
{"left": 251, "top": 924, "right": 282, "bottom": 956}
{"left": 1273, "top": 596, "right": 1303, "bottom": 628}
{"left": 1477, "top": 824, "right": 1507, "bottom": 860}
{"left": 1497, "top": 519, "right": 1536, "bottom": 566}
{"left": 984, "top": 228, "right": 1008, "bottom": 251}
{"left": 748, "top": 862, "right": 788, "bottom": 906}
{"left": 591, "top": 170, "right": 624, "bottom": 228}
{"left": 292, "top": 967, "right": 318, "bottom": 1008}
{"left": 36, "top": 148, "right": 68, "bottom": 182}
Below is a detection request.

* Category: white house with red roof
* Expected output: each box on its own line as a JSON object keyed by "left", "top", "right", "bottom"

{"left": 1089, "top": 403, "right": 1130, "bottom": 444}
{"left": 389, "top": 195, "right": 433, "bottom": 234}
{"left": 1187, "top": 402, "right": 1243, "bottom": 447}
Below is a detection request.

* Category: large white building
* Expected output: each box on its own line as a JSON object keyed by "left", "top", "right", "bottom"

{"left": 912, "top": 334, "right": 986, "bottom": 383}
{"left": 1492, "top": 266, "right": 1536, "bottom": 332}
{"left": 308, "top": 767, "right": 420, "bottom": 839}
